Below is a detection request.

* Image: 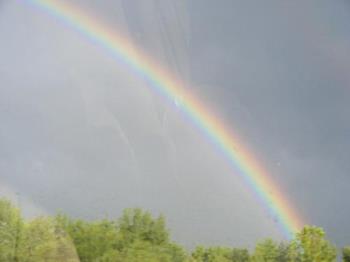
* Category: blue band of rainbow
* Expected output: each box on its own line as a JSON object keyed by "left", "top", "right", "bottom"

{"left": 23, "top": 0, "right": 303, "bottom": 239}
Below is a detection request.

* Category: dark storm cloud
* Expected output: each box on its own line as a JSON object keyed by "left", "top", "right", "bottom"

{"left": 189, "top": 0, "right": 350, "bottom": 246}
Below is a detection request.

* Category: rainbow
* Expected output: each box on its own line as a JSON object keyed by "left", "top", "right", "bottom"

{"left": 23, "top": 0, "right": 303, "bottom": 238}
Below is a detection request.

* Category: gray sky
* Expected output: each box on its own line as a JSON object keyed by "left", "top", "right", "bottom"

{"left": 1, "top": 0, "right": 350, "bottom": 248}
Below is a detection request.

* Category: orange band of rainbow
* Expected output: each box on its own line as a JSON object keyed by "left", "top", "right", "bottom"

{"left": 24, "top": 0, "right": 303, "bottom": 238}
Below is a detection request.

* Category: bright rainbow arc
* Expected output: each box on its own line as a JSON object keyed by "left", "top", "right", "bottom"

{"left": 25, "top": 0, "right": 303, "bottom": 238}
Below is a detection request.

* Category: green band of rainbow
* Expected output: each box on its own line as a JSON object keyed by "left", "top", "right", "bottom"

{"left": 23, "top": 0, "right": 303, "bottom": 238}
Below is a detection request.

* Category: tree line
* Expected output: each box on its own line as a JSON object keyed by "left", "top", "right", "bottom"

{"left": 0, "top": 198, "right": 349, "bottom": 261}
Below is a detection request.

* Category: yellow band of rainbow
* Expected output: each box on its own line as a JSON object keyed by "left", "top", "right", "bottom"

{"left": 23, "top": 0, "right": 303, "bottom": 238}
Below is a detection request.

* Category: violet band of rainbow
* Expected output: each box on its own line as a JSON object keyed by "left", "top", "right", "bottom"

{"left": 24, "top": 0, "right": 303, "bottom": 239}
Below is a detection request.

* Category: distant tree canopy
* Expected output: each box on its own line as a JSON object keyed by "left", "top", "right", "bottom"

{"left": 289, "top": 226, "right": 337, "bottom": 262}
{"left": 0, "top": 199, "right": 78, "bottom": 261}
{"left": 0, "top": 198, "right": 344, "bottom": 261}
{"left": 191, "top": 246, "right": 250, "bottom": 262}
{"left": 0, "top": 198, "right": 22, "bottom": 261}
{"left": 55, "top": 208, "right": 186, "bottom": 262}
{"left": 343, "top": 247, "right": 350, "bottom": 262}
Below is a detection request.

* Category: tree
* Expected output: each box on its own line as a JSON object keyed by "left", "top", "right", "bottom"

{"left": 119, "top": 240, "right": 173, "bottom": 262}
{"left": 117, "top": 209, "right": 187, "bottom": 261}
{"left": 17, "top": 217, "right": 79, "bottom": 262}
{"left": 56, "top": 215, "right": 118, "bottom": 261}
{"left": 55, "top": 208, "right": 187, "bottom": 261}
{"left": 275, "top": 242, "right": 291, "bottom": 262}
{"left": 289, "top": 226, "right": 336, "bottom": 262}
{"left": 117, "top": 208, "right": 169, "bottom": 247}
{"left": 191, "top": 246, "right": 250, "bottom": 262}
{"left": 252, "top": 239, "right": 279, "bottom": 262}
{"left": 17, "top": 217, "right": 59, "bottom": 261}
{"left": 0, "top": 198, "right": 345, "bottom": 262}
{"left": 0, "top": 198, "right": 23, "bottom": 261}
{"left": 343, "top": 247, "right": 350, "bottom": 262}
{"left": 50, "top": 224, "right": 80, "bottom": 262}
{"left": 231, "top": 248, "right": 250, "bottom": 262}
{"left": 252, "top": 239, "right": 278, "bottom": 262}
{"left": 191, "top": 246, "right": 207, "bottom": 261}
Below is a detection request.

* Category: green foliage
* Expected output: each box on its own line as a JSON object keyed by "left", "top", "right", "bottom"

{"left": 118, "top": 208, "right": 169, "bottom": 246}
{"left": 342, "top": 247, "right": 350, "bottom": 262}
{"left": 252, "top": 239, "right": 279, "bottom": 262}
{"left": 275, "top": 242, "right": 290, "bottom": 262}
{"left": 55, "top": 208, "right": 186, "bottom": 262}
{"left": 0, "top": 198, "right": 22, "bottom": 261}
{"left": 290, "top": 226, "right": 336, "bottom": 262}
{"left": 191, "top": 246, "right": 250, "bottom": 262}
{"left": 116, "top": 209, "right": 187, "bottom": 262}
{"left": 118, "top": 240, "right": 174, "bottom": 261}
{"left": 231, "top": 248, "right": 251, "bottom": 262}
{"left": 0, "top": 198, "right": 343, "bottom": 262}
{"left": 17, "top": 217, "right": 57, "bottom": 261}
{"left": 55, "top": 214, "right": 119, "bottom": 261}
{"left": 17, "top": 217, "right": 79, "bottom": 262}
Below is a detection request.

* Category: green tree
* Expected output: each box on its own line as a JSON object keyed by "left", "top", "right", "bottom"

{"left": 56, "top": 215, "right": 118, "bottom": 261}
{"left": 0, "top": 198, "right": 23, "bottom": 261}
{"left": 95, "top": 249, "right": 122, "bottom": 262}
{"left": 55, "top": 208, "right": 187, "bottom": 261}
{"left": 343, "top": 247, "right": 350, "bottom": 262}
{"left": 105, "top": 240, "right": 187, "bottom": 262}
{"left": 191, "top": 246, "right": 249, "bottom": 262}
{"left": 165, "top": 242, "right": 189, "bottom": 262}
{"left": 275, "top": 242, "right": 290, "bottom": 262}
{"left": 289, "top": 226, "right": 336, "bottom": 262}
{"left": 50, "top": 224, "right": 80, "bottom": 262}
{"left": 252, "top": 238, "right": 279, "bottom": 262}
{"left": 0, "top": 198, "right": 345, "bottom": 262}
{"left": 119, "top": 240, "right": 173, "bottom": 262}
{"left": 17, "top": 217, "right": 79, "bottom": 262}
{"left": 117, "top": 209, "right": 187, "bottom": 261}
{"left": 232, "top": 248, "right": 250, "bottom": 262}
{"left": 117, "top": 208, "right": 169, "bottom": 247}
{"left": 191, "top": 246, "right": 207, "bottom": 261}
{"left": 17, "top": 217, "right": 59, "bottom": 261}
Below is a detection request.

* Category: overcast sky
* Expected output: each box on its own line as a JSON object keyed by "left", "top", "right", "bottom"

{"left": 1, "top": 0, "right": 350, "bottom": 248}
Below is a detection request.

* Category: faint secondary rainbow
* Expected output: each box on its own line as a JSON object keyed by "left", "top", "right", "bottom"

{"left": 24, "top": 0, "right": 303, "bottom": 238}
